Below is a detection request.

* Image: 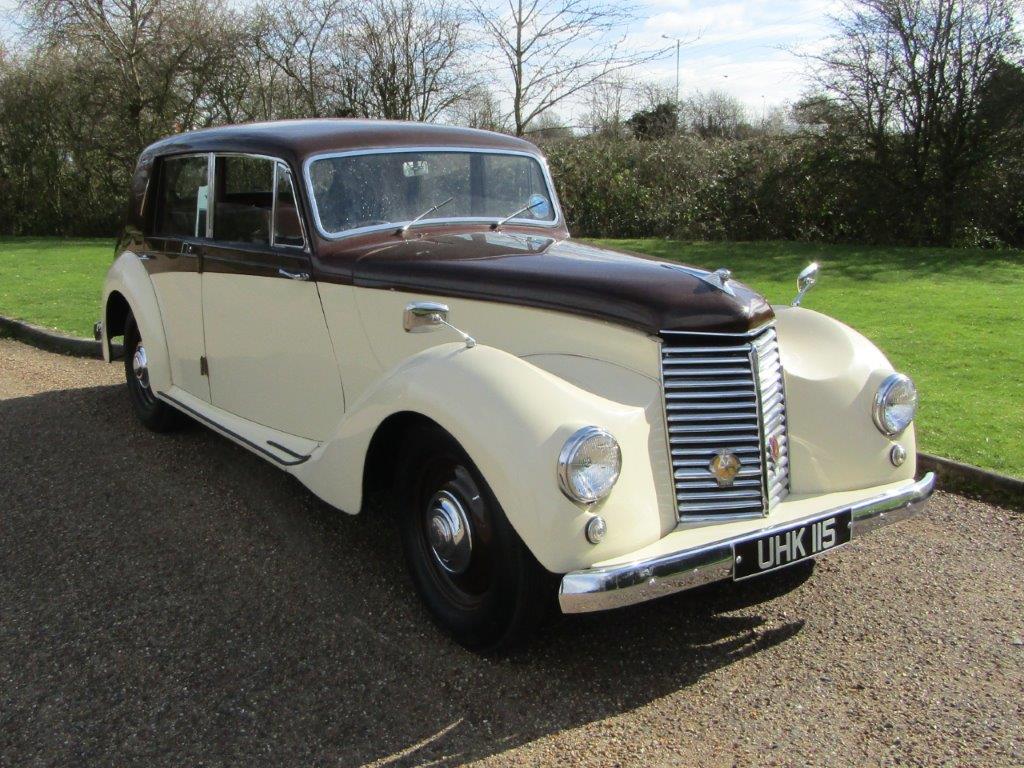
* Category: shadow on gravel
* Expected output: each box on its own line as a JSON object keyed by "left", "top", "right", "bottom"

{"left": 0, "top": 384, "right": 808, "bottom": 767}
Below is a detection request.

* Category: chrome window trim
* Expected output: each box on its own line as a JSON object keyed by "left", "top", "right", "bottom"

{"left": 301, "top": 146, "right": 565, "bottom": 241}
{"left": 271, "top": 161, "right": 309, "bottom": 251}
{"left": 205, "top": 151, "right": 311, "bottom": 254}
{"left": 205, "top": 152, "right": 215, "bottom": 239}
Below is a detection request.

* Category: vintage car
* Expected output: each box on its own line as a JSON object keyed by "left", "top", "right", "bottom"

{"left": 97, "top": 119, "right": 935, "bottom": 650}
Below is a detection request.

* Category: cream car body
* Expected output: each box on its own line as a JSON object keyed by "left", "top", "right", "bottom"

{"left": 99, "top": 120, "right": 933, "bottom": 646}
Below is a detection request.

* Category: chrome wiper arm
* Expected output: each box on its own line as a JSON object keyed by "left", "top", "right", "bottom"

{"left": 397, "top": 197, "right": 454, "bottom": 235}
{"left": 491, "top": 199, "right": 544, "bottom": 230}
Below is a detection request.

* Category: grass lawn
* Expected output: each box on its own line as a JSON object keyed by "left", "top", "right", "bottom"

{"left": 1, "top": 236, "right": 1022, "bottom": 478}
{"left": 593, "top": 239, "right": 1024, "bottom": 479}
{"left": 0, "top": 237, "right": 114, "bottom": 338}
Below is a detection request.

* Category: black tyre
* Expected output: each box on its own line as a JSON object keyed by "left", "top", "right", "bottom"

{"left": 123, "top": 312, "right": 182, "bottom": 432}
{"left": 396, "top": 423, "right": 553, "bottom": 651}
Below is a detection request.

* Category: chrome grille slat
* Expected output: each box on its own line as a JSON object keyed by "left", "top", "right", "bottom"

{"left": 664, "top": 378, "right": 757, "bottom": 389}
{"left": 675, "top": 467, "right": 762, "bottom": 479}
{"left": 679, "top": 500, "right": 766, "bottom": 512}
{"left": 661, "top": 326, "right": 790, "bottom": 520}
{"left": 667, "top": 412, "right": 758, "bottom": 423}
{"left": 669, "top": 436, "right": 761, "bottom": 445}
{"left": 662, "top": 356, "right": 753, "bottom": 366}
{"left": 662, "top": 343, "right": 754, "bottom": 353}
{"left": 666, "top": 390, "right": 758, "bottom": 400}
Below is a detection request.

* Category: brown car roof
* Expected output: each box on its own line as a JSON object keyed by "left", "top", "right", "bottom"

{"left": 141, "top": 119, "right": 540, "bottom": 164}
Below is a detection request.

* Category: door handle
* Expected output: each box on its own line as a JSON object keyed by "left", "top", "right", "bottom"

{"left": 278, "top": 268, "right": 310, "bottom": 281}
{"left": 182, "top": 242, "right": 198, "bottom": 256}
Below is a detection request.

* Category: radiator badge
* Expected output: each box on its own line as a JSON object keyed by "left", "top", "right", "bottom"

{"left": 709, "top": 450, "right": 742, "bottom": 487}
{"left": 767, "top": 435, "right": 782, "bottom": 469}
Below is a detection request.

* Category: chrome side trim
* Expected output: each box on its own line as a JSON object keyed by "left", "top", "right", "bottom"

{"left": 157, "top": 393, "right": 312, "bottom": 467}
{"left": 558, "top": 473, "right": 936, "bottom": 614}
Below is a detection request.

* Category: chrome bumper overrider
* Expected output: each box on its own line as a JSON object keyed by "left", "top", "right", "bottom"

{"left": 558, "top": 473, "right": 936, "bottom": 614}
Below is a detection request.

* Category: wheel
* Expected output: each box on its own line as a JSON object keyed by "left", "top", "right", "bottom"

{"left": 396, "top": 423, "right": 554, "bottom": 651}
{"left": 123, "top": 312, "right": 182, "bottom": 432}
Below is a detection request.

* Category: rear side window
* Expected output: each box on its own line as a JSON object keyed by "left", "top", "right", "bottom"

{"left": 155, "top": 156, "right": 209, "bottom": 238}
{"left": 214, "top": 156, "right": 274, "bottom": 244}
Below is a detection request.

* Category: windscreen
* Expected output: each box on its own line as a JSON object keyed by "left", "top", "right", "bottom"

{"left": 307, "top": 150, "right": 556, "bottom": 235}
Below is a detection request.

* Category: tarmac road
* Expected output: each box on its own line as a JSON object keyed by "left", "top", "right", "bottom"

{"left": 0, "top": 337, "right": 1021, "bottom": 767}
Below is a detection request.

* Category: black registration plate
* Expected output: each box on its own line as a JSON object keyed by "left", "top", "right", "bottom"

{"left": 733, "top": 510, "right": 852, "bottom": 580}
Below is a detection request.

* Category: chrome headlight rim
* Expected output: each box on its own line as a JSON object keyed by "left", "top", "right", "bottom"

{"left": 872, "top": 372, "right": 918, "bottom": 437}
{"left": 557, "top": 426, "right": 621, "bottom": 504}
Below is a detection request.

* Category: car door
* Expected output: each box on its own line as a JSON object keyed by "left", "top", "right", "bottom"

{"left": 201, "top": 154, "right": 344, "bottom": 440}
{"left": 146, "top": 153, "right": 213, "bottom": 402}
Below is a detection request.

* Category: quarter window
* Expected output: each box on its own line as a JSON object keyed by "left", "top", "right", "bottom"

{"left": 274, "top": 163, "right": 305, "bottom": 248}
{"left": 155, "top": 156, "right": 210, "bottom": 238}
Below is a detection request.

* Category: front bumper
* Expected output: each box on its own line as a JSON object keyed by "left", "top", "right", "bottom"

{"left": 559, "top": 472, "right": 936, "bottom": 613}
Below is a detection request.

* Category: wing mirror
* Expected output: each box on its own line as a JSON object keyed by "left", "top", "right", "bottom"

{"left": 403, "top": 301, "right": 476, "bottom": 348}
{"left": 791, "top": 262, "right": 819, "bottom": 307}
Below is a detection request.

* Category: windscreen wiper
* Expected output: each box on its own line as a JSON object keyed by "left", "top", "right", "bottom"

{"left": 398, "top": 197, "right": 454, "bottom": 235}
{"left": 491, "top": 199, "right": 545, "bottom": 230}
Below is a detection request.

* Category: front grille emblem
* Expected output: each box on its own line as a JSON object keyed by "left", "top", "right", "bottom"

{"left": 709, "top": 451, "right": 742, "bottom": 487}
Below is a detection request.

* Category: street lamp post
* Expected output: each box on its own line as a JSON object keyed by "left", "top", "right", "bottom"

{"left": 662, "top": 34, "right": 682, "bottom": 105}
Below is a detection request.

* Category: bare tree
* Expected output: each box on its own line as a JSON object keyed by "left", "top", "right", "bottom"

{"left": 449, "top": 83, "right": 509, "bottom": 131}
{"left": 682, "top": 90, "right": 750, "bottom": 139}
{"left": 354, "top": 0, "right": 467, "bottom": 121}
{"left": 252, "top": 0, "right": 358, "bottom": 117}
{"left": 469, "top": 0, "right": 666, "bottom": 135}
{"left": 582, "top": 72, "right": 632, "bottom": 136}
{"left": 810, "top": 0, "right": 1022, "bottom": 237}
{"left": 20, "top": 0, "right": 236, "bottom": 152}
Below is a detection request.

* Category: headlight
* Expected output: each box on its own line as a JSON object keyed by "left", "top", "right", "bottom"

{"left": 557, "top": 427, "right": 621, "bottom": 504}
{"left": 872, "top": 373, "right": 918, "bottom": 436}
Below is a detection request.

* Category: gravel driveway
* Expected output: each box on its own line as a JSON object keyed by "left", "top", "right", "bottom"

{"left": 1, "top": 337, "right": 1021, "bottom": 767}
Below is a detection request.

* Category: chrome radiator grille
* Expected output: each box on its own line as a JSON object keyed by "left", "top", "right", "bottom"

{"left": 661, "top": 327, "right": 790, "bottom": 519}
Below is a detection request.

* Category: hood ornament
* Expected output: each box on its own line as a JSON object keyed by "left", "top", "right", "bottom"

{"left": 698, "top": 267, "right": 736, "bottom": 297}
{"left": 791, "top": 262, "right": 819, "bottom": 306}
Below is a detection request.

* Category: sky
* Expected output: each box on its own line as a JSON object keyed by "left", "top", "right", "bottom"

{"left": 0, "top": 0, "right": 843, "bottom": 120}
{"left": 622, "top": 0, "right": 842, "bottom": 116}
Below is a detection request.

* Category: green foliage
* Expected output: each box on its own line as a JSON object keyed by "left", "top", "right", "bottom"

{"left": 626, "top": 102, "right": 678, "bottom": 140}
{"left": 543, "top": 130, "right": 1024, "bottom": 246}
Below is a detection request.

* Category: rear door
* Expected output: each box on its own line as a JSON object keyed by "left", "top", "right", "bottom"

{"left": 147, "top": 154, "right": 212, "bottom": 402}
{"left": 201, "top": 154, "right": 344, "bottom": 440}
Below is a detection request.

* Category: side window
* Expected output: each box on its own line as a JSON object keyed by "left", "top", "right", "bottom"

{"left": 213, "top": 155, "right": 274, "bottom": 244}
{"left": 273, "top": 163, "right": 305, "bottom": 248}
{"left": 155, "top": 156, "right": 209, "bottom": 238}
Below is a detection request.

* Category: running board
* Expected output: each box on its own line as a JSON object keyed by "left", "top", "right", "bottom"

{"left": 157, "top": 387, "right": 319, "bottom": 468}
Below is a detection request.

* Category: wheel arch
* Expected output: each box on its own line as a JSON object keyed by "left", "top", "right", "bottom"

{"left": 101, "top": 252, "right": 172, "bottom": 392}
{"left": 293, "top": 343, "right": 667, "bottom": 574}
{"left": 104, "top": 290, "right": 131, "bottom": 359}
{"left": 361, "top": 410, "right": 444, "bottom": 511}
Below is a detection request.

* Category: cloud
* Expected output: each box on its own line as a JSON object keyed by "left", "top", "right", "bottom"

{"left": 620, "top": 0, "right": 840, "bottom": 112}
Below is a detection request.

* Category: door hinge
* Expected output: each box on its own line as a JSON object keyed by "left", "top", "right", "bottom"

{"left": 200, "top": 356, "right": 208, "bottom": 376}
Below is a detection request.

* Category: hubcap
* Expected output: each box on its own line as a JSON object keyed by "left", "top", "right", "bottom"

{"left": 132, "top": 345, "right": 150, "bottom": 390}
{"left": 426, "top": 490, "right": 473, "bottom": 575}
